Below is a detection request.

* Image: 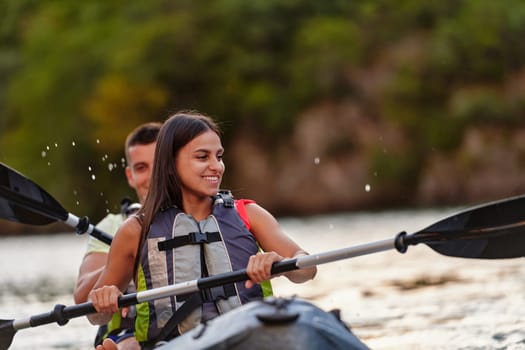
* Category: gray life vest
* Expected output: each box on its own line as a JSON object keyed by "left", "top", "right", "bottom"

{"left": 135, "top": 191, "right": 263, "bottom": 343}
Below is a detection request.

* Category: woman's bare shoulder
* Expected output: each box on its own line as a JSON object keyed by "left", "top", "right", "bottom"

{"left": 244, "top": 202, "right": 277, "bottom": 225}
{"left": 113, "top": 216, "right": 142, "bottom": 243}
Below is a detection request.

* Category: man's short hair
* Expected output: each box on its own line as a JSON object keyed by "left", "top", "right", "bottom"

{"left": 124, "top": 122, "right": 162, "bottom": 163}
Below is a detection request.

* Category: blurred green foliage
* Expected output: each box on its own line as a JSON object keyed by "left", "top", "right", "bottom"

{"left": 1, "top": 0, "right": 525, "bottom": 220}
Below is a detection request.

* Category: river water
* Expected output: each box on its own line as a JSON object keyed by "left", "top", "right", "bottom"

{"left": 1, "top": 207, "right": 525, "bottom": 350}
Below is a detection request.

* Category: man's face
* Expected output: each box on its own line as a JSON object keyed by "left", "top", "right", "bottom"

{"left": 125, "top": 142, "right": 156, "bottom": 203}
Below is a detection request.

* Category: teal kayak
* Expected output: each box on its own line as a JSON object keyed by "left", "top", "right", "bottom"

{"left": 156, "top": 297, "right": 369, "bottom": 350}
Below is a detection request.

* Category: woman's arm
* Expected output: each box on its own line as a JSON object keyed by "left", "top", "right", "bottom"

{"left": 244, "top": 203, "right": 317, "bottom": 287}
{"left": 87, "top": 217, "right": 141, "bottom": 325}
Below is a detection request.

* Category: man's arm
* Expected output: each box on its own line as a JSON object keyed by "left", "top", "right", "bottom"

{"left": 74, "top": 252, "right": 108, "bottom": 304}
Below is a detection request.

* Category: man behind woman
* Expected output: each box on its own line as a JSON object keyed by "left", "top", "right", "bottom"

{"left": 88, "top": 111, "right": 317, "bottom": 349}
{"left": 75, "top": 122, "right": 161, "bottom": 349}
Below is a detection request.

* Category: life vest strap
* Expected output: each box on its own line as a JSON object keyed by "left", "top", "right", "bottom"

{"left": 157, "top": 231, "right": 221, "bottom": 251}
{"left": 142, "top": 293, "right": 201, "bottom": 349}
{"left": 201, "top": 283, "right": 237, "bottom": 302}
{"left": 145, "top": 283, "right": 237, "bottom": 347}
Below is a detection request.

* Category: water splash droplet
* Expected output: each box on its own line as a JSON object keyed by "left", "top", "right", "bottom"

{"left": 88, "top": 166, "right": 92, "bottom": 172}
{"left": 91, "top": 174, "right": 96, "bottom": 180}
{"left": 54, "top": 143, "right": 58, "bottom": 148}
{"left": 314, "top": 157, "right": 320, "bottom": 165}
{"left": 96, "top": 139, "right": 100, "bottom": 144}
{"left": 365, "top": 184, "right": 371, "bottom": 192}
{"left": 72, "top": 141, "right": 76, "bottom": 146}
{"left": 41, "top": 151, "right": 47, "bottom": 158}
{"left": 108, "top": 163, "right": 114, "bottom": 171}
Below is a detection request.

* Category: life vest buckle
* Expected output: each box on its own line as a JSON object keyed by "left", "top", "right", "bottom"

{"left": 215, "top": 190, "right": 234, "bottom": 208}
{"left": 189, "top": 231, "right": 209, "bottom": 243}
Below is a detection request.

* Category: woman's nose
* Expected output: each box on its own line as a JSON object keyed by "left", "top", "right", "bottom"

{"left": 209, "top": 157, "right": 223, "bottom": 171}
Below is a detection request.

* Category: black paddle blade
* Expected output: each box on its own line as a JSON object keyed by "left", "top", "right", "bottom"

{"left": 0, "top": 163, "right": 68, "bottom": 225}
{"left": 0, "top": 319, "right": 15, "bottom": 350}
{"left": 412, "top": 195, "right": 525, "bottom": 259}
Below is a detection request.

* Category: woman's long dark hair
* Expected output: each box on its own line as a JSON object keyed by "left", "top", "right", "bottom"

{"left": 134, "top": 111, "right": 221, "bottom": 276}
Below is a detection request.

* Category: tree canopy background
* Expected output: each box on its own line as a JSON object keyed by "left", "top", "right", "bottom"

{"left": 2, "top": 0, "right": 525, "bottom": 232}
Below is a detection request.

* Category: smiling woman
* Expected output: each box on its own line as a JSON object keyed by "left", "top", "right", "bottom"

{"left": 87, "top": 111, "right": 316, "bottom": 349}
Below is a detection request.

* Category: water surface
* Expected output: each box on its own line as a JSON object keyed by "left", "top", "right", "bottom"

{"left": 1, "top": 208, "right": 524, "bottom": 349}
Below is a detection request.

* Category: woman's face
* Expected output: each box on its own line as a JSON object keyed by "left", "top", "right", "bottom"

{"left": 176, "top": 130, "right": 225, "bottom": 199}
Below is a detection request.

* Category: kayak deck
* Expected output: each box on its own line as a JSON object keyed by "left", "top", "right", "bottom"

{"left": 157, "top": 297, "right": 369, "bottom": 350}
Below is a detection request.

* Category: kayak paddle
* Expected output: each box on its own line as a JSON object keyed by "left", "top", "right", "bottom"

{"left": 0, "top": 162, "right": 112, "bottom": 245}
{"left": 1, "top": 194, "right": 525, "bottom": 349}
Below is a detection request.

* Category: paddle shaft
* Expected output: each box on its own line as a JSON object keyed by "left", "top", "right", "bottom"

{"left": 7, "top": 237, "right": 398, "bottom": 332}
{"left": 64, "top": 213, "right": 113, "bottom": 245}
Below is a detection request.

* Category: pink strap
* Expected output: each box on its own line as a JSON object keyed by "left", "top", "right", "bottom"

{"left": 235, "top": 199, "right": 256, "bottom": 230}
